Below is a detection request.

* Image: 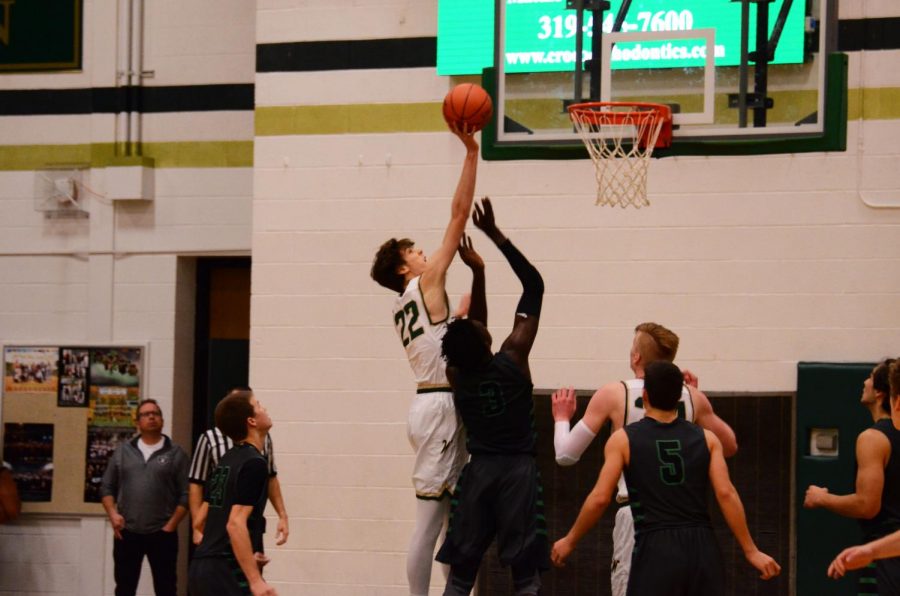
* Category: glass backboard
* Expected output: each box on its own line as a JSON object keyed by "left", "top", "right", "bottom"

{"left": 437, "top": 0, "right": 846, "bottom": 158}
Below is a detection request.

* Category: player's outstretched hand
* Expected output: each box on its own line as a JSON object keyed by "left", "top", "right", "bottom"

{"left": 450, "top": 122, "right": 479, "bottom": 152}
{"left": 804, "top": 485, "right": 829, "bottom": 508}
{"left": 457, "top": 235, "right": 484, "bottom": 271}
{"left": 746, "top": 549, "right": 781, "bottom": 580}
{"left": 552, "top": 387, "right": 577, "bottom": 422}
{"left": 828, "top": 544, "right": 874, "bottom": 579}
{"left": 551, "top": 536, "right": 575, "bottom": 568}
{"left": 473, "top": 197, "right": 505, "bottom": 245}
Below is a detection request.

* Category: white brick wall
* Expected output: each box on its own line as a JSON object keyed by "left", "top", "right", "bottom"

{"left": 0, "top": 0, "right": 254, "bottom": 593}
{"left": 250, "top": 2, "right": 900, "bottom": 593}
{"left": 0, "top": 0, "right": 898, "bottom": 594}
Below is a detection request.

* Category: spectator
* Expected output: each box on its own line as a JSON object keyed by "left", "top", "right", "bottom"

{"left": 101, "top": 399, "right": 189, "bottom": 596}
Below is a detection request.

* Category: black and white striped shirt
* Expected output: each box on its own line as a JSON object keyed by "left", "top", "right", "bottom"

{"left": 188, "top": 427, "right": 277, "bottom": 484}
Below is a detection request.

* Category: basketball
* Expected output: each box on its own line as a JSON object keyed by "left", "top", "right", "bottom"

{"left": 442, "top": 83, "right": 493, "bottom": 133}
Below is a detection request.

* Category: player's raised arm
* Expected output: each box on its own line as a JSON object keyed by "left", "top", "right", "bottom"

{"left": 707, "top": 430, "right": 781, "bottom": 580}
{"left": 471, "top": 198, "right": 544, "bottom": 377}
{"left": 456, "top": 234, "right": 486, "bottom": 326}
{"left": 419, "top": 125, "right": 479, "bottom": 310}
{"left": 552, "top": 383, "right": 621, "bottom": 466}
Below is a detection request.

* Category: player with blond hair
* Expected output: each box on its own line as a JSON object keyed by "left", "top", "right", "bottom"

{"left": 551, "top": 361, "right": 780, "bottom": 594}
{"left": 551, "top": 322, "right": 737, "bottom": 595}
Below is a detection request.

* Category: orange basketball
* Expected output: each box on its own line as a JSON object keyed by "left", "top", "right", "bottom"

{"left": 442, "top": 83, "right": 493, "bottom": 133}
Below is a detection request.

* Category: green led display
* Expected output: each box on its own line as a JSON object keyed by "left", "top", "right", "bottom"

{"left": 437, "top": 0, "right": 804, "bottom": 75}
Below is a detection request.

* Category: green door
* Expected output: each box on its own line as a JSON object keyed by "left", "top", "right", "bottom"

{"left": 796, "top": 362, "right": 875, "bottom": 595}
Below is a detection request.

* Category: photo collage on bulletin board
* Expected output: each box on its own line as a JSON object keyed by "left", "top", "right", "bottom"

{"left": 59, "top": 348, "right": 90, "bottom": 408}
{"left": 1, "top": 345, "right": 144, "bottom": 513}
{"left": 84, "top": 348, "right": 143, "bottom": 503}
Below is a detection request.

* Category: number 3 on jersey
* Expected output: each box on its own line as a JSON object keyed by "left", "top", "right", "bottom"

{"left": 394, "top": 300, "right": 424, "bottom": 347}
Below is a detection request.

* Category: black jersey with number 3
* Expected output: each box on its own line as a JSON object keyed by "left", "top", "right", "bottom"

{"left": 193, "top": 443, "right": 269, "bottom": 559}
{"left": 623, "top": 417, "right": 711, "bottom": 534}
{"left": 451, "top": 352, "right": 536, "bottom": 455}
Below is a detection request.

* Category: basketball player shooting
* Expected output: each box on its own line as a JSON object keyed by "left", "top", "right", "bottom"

{"left": 370, "top": 123, "right": 480, "bottom": 596}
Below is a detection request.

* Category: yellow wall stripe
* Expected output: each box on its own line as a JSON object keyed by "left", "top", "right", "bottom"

{"left": 847, "top": 87, "right": 900, "bottom": 120}
{"left": 0, "top": 141, "right": 253, "bottom": 171}
{"left": 0, "top": 87, "right": 895, "bottom": 169}
{"left": 254, "top": 103, "right": 445, "bottom": 136}
{"left": 254, "top": 86, "right": 899, "bottom": 136}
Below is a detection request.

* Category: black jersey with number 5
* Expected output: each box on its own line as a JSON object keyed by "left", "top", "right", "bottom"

{"left": 623, "top": 417, "right": 711, "bottom": 535}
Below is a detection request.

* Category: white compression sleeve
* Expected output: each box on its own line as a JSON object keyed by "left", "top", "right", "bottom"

{"left": 554, "top": 420, "right": 597, "bottom": 466}
{"left": 407, "top": 498, "right": 448, "bottom": 596}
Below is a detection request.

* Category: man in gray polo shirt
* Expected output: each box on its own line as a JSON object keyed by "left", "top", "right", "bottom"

{"left": 101, "top": 399, "right": 189, "bottom": 596}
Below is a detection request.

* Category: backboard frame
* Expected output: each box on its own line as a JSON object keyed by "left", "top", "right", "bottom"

{"left": 480, "top": 0, "right": 846, "bottom": 160}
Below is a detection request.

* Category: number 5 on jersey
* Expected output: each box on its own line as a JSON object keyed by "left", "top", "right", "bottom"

{"left": 656, "top": 440, "right": 685, "bottom": 485}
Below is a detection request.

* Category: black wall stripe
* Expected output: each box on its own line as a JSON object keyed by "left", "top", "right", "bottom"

{"left": 0, "top": 17, "right": 897, "bottom": 117}
{"left": 256, "top": 37, "right": 436, "bottom": 72}
{"left": 838, "top": 17, "right": 900, "bottom": 52}
{"left": 0, "top": 84, "right": 253, "bottom": 116}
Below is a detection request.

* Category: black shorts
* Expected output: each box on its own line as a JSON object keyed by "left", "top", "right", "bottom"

{"left": 188, "top": 556, "right": 249, "bottom": 596}
{"left": 436, "top": 454, "right": 549, "bottom": 571}
{"left": 874, "top": 557, "right": 900, "bottom": 596}
{"left": 627, "top": 526, "right": 724, "bottom": 596}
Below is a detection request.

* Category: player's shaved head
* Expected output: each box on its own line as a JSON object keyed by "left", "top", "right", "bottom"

{"left": 634, "top": 322, "right": 679, "bottom": 364}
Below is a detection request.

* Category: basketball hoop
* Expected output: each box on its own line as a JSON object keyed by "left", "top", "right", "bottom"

{"left": 568, "top": 102, "right": 673, "bottom": 208}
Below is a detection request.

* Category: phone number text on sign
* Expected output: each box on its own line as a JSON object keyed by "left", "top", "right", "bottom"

{"left": 537, "top": 10, "right": 695, "bottom": 40}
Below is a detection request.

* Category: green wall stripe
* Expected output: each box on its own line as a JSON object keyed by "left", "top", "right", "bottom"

{"left": 0, "top": 141, "right": 253, "bottom": 170}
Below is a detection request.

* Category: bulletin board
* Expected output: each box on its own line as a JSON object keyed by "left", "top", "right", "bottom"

{"left": 1, "top": 345, "right": 145, "bottom": 515}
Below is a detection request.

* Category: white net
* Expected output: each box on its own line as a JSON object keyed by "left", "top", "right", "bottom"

{"left": 569, "top": 103, "right": 668, "bottom": 208}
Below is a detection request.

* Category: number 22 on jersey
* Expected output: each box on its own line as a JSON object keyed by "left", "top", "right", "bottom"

{"left": 394, "top": 300, "right": 424, "bottom": 347}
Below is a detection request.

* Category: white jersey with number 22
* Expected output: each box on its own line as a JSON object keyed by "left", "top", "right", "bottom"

{"left": 392, "top": 276, "right": 450, "bottom": 387}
